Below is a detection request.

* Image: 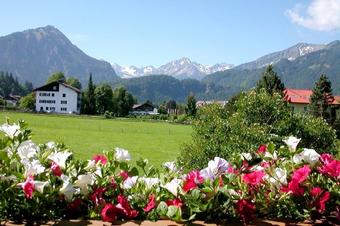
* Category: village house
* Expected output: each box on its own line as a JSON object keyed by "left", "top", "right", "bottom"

{"left": 284, "top": 88, "right": 340, "bottom": 117}
{"left": 130, "top": 102, "right": 158, "bottom": 115}
{"left": 34, "top": 80, "right": 81, "bottom": 114}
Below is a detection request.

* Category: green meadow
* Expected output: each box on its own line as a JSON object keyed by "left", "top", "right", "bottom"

{"left": 0, "top": 112, "right": 192, "bottom": 166}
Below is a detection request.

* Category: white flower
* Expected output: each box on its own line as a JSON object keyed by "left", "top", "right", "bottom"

{"left": 17, "top": 140, "right": 39, "bottom": 160}
{"left": 75, "top": 174, "right": 94, "bottom": 195}
{"left": 21, "top": 159, "right": 45, "bottom": 177}
{"left": 141, "top": 177, "right": 160, "bottom": 190}
{"left": 240, "top": 153, "right": 252, "bottom": 161}
{"left": 163, "top": 161, "right": 179, "bottom": 172}
{"left": 200, "top": 157, "right": 229, "bottom": 180}
{"left": 85, "top": 160, "right": 96, "bottom": 170}
{"left": 293, "top": 148, "right": 320, "bottom": 166}
{"left": 48, "top": 151, "right": 72, "bottom": 168}
{"left": 122, "top": 176, "right": 138, "bottom": 189}
{"left": 264, "top": 151, "right": 278, "bottom": 160}
{"left": 268, "top": 168, "right": 287, "bottom": 188}
{"left": 60, "top": 175, "right": 75, "bottom": 201}
{"left": 34, "top": 181, "right": 49, "bottom": 193}
{"left": 115, "top": 148, "right": 131, "bottom": 161}
{"left": 161, "top": 178, "right": 182, "bottom": 196}
{"left": 0, "top": 123, "right": 20, "bottom": 139}
{"left": 283, "top": 136, "right": 301, "bottom": 152}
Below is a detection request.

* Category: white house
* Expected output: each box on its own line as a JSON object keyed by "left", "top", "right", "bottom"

{"left": 34, "top": 81, "right": 81, "bottom": 114}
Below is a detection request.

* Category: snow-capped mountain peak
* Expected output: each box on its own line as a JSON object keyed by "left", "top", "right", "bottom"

{"left": 112, "top": 58, "right": 233, "bottom": 80}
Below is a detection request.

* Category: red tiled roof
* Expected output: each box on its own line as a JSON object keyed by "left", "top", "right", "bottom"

{"left": 284, "top": 88, "right": 340, "bottom": 105}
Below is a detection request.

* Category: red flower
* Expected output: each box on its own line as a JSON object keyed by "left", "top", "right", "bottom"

{"left": 260, "top": 161, "right": 270, "bottom": 169}
{"left": 67, "top": 198, "right": 82, "bottom": 211}
{"left": 242, "top": 170, "right": 265, "bottom": 186}
{"left": 310, "top": 187, "right": 330, "bottom": 213}
{"left": 22, "top": 176, "right": 34, "bottom": 199}
{"left": 51, "top": 162, "right": 62, "bottom": 177}
{"left": 166, "top": 198, "right": 183, "bottom": 208}
{"left": 90, "top": 187, "right": 106, "bottom": 206}
{"left": 183, "top": 170, "right": 204, "bottom": 192}
{"left": 92, "top": 154, "right": 108, "bottom": 165}
{"left": 318, "top": 159, "right": 340, "bottom": 180}
{"left": 292, "top": 165, "right": 311, "bottom": 184}
{"left": 257, "top": 145, "right": 267, "bottom": 154}
{"left": 101, "top": 203, "right": 119, "bottom": 222}
{"left": 117, "top": 194, "right": 138, "bottom": 219}
{"left": 119, "top": 171, "right": 129, "bottom": 181}
{"left": 235, "top": 199, "right": 255, "bottom": 224}
{"left": 143, "top": 194, "right": 156, "bottom": 213}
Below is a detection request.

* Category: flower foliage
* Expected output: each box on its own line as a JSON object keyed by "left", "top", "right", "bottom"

{"left": 0, "top": 120, "right": 339, "bottom": 225}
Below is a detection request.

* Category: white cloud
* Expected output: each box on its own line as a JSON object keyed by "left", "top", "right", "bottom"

{"left": 287, "top": 0, "right": 340, "bottom": 31}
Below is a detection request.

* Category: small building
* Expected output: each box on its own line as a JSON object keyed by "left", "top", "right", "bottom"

{"left": 34, "top": 81, "right": 81, "bottom": 114}
{"left": 196, "top": 100, "right": 227, "bottom": 108}
{"left": 4, "top": 95, "right": 21, "bottom": 106}
{"left": 284, "top": 88, "right": 340, "bottom": 115}
{"left": 131, "top": 102, "right": 158, "bottom": 115}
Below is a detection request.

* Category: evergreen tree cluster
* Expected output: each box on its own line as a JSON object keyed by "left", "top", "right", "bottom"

{"left": 81, "top": 74, "right": 135, "bottom": 116}
{"left": 0, "top": 71, "right": 33, "bottom": 97}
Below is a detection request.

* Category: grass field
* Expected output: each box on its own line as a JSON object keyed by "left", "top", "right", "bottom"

{"left": 0, "top": 112, "right": 192, "bottom": 166}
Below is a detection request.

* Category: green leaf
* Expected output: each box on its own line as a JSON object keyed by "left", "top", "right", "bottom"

{"left": 156, "top": 201, "right": 168, "bottom": 216}
{"left": 0, "top": 150, "right": 9, "bottom": 162}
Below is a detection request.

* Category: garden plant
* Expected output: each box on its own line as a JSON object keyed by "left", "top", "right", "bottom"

{"left": 0, "top": 120, "right": 339, "bottom": 225}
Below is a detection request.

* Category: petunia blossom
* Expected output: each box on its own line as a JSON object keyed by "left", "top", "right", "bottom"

{"left": 115, "top": 148, "right": 131, "bottom": 161}
{"left": 48, "top": 151, "right": 72, "bottom": 169}
{"left": 17, "top": 140, "right": 40, "bottom": 160}
{"left": 183, "top": 170, "right": 204, "bottom": 192}
{"left": 21, "top": 176, "right": 35, "bottom": 199}
{"left": 242, "top": 170, "right": 265, "bottom": 186}
{"left": 21, "top": 159, "right": 45, "bottom": 177}
{"left": 92, "top": 154, "right": 107, "bottom": 165}
{"left": 283, "top": 136, "right": 301, "bottom": 152}
{"left": 122, "top": 176, "right": 138, "bottom": 189}
{"left": 143, "top": 194, "right": 156, "bottom": 212}
{"left": 0, "top": 123, "right": 20, "bottom": 139}
{"left": 101, "top": 203, "right": 119, "bottom": 222}
{"left": 161, "top": 178, "right": 182, "bottom": 196}
{"left": 293, "top": 148, "right": 320, "bottom": 166}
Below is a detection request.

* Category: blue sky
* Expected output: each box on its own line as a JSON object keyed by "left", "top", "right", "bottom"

{"left": 1, "top": 0, "right": 339, "bottom": 67}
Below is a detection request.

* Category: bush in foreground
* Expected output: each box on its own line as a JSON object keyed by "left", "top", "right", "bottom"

{"left": 179, "top": 90, "right": 337, "bottom": 170}
{"left": 0, "top": 121, "right": 339, "bottom": 225}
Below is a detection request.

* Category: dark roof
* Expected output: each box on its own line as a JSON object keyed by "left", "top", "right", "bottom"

{"left": 132, "top": 102, "right": 155, "bottom": 110}
{"left": 34, "top": 81, "right": 81, "bottom": 93}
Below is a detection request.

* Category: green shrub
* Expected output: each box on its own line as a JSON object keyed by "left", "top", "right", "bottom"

{"left": 178, "top": 89, "right": 337, "bottom": 170}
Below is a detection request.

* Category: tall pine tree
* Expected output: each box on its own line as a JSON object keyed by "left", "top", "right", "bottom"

{"left": 310, "top": 74, "right": 334, "bottom": 122}
{"left": 256, "top": 65, "right": 285, "bottom": 95}
{"left": 82, "top": 74, "right": 96, "bottom": 114}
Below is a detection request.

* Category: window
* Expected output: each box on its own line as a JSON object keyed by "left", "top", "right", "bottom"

{"left": 38, "top": 100, "right": 56, "bottom": 104}
{"left": 60, "top": 107, "right": 67, "bottom": 111}
{"left": 46, "top": 107, "right": 49, "bottom": 110}
{"left": 304, "top": 106, "right": 308, "bottom": 112}
{"left": 53, "top": 86, "right": 57, "bottom": 90}
{"left": 61, "top": 100, "right": 67, "bottom": 104}
{"left": 62, "top": 93, "right": 66, "bottom": 98}
{"left": 52, "top": 93, "right": 54, "bottom": 97}
{"left": 50, "top": 107, "right": 55, "bottom": 111}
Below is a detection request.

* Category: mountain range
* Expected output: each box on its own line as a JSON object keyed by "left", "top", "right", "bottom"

{"left": 0, "top": 25, "right": 340, "bottom": 103}
{"left": 112, "top": 58, "right": 233, "bottom": 80}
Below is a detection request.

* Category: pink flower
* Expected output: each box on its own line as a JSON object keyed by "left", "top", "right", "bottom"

{"left": 166, "top": 198, "right": 183, "bottom": 208}
{"left": 101, "top": 203, "right": 119, "bottom": 222}
{"left": 22, "top": 176, "right": 35, "bottom": 199}
{"left": 51, "top": 162, "right": 62, "bottom": 177}
{"left": 281, "top": 180, "right": 304, "bottom": 196}
{"left": 310, "top": 187, "right": 330, "bottom": 213}
{"left": 143, "top": 194, "right": 156, "bottom": 213}
{"left": 318, "top": 159, "right": 340, "bottom": 180}
{"left": 119, "top": 171, "right": 129, "bottom": 181}
{"left": 183, "top": 170, "right": 204, "bottom": 192}
{"left": 92, "top": 154, "right": 108, "bottom": 165}
{"left": 242, "top": 170, "right": 265, "bottom": 186}
{"left": 235, "top": 199, "right": 256, "bottom": 224}
{"left": 320, "top": 153, "right": 334, "bottom": 165}
{"left": 227, "top": 166, "right": 239, "bottom": 174}
{"left": 257, "top": 145, "right": 267, "bottom": 154}
{"left": 117, "top": 194, "right": 138, "bottom": 219}
{"left": 260, "top": 161, "right": 270, "bottom": 169}
{"left": 292, "top": 165, "right": 311, "bottom": 184}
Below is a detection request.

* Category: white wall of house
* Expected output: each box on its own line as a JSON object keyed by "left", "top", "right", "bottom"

{"left": 35, "top": 84, "right": 80, "bottom": 114}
